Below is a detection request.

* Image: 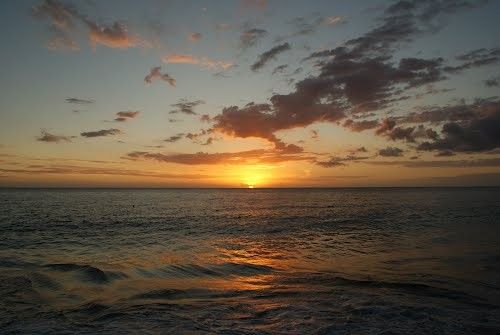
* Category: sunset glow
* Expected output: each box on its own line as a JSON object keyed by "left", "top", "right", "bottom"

{"left": 0, "top": 0, "right": 499, "bottom": 187}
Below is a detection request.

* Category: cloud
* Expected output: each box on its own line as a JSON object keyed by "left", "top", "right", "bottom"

{"left": 216, "top": 23, "right": 231, "bottom": 31}
{"left": 32, "top": 0, "right": 146, "bottom": 50}
{"left": 272, "top": 64, "right": 288, "bottom": 75}
{"left": 240, "top": 28, "right": 268, "bottom": 49}
{"left": 364, "top": 157, "right": 500, "bottom": 168}
{"left": 325, "top": 16, "right": 343, "bottom": 25}
{"left": 114, "top": 111, "right": 140, "bottom": 122}
{"left": 0, "top": 165, "right": 211, "bottom": 180}
{"left": 210, "top": 80, "right": 345, "bottom": 149}
{"left": 163, "top": 54, "right": 233, "bottom": 70}
{"left": 37, "top": 130, "right": 72, "bottom": 143}
{"left": 144, "top": 66, "right": 176, "bottom": 86}
{"left": 242, "top": 0, "right": 267, "bottom": 10}
{"left": 165, "top": 133, "right": 185, "bottom": 143}
{"left": 417, "top": 103, "right": 500, "bottom": 153}
{"left": 80, "top": 128, "right": 122, "bottom": 138}
{"left": 378, "top": 146, "right": 404, "bottom": 157}
{"left": 444, "top": 47, "right": 500, "bottom": 74}
{"left": 116, "top": 111, "right": 140, "bottom": 118}
{"left": 485, "top": 75, "right": 500, "bottom": 87}
{"left": 343, "top": 119, "right": 379, "bottom": 132}
{"left": 189, "top": 32, "right": 202, "bottom": 42}
{"left": 401, "top": 99, "right": 495, "bottom": 124}
{"left": 65, "top": 97, "right": 94, "bottom": 104}
{"left": 170, "top": 99, "right": 205, "bottom": 115}
{"left": 251, "top": 43, "right": 291, "bottom": 72}
{"left": 85, "top": 21, "right": 138, "bottom": 49}
{"left": 47, "top": 33, "right": 79, "bottom": 51}
{"left": 125, "top": 149, "right": 312, "bottom": 165}
{"left": 206, "top": 0, "right": 490, "bottom": 152}
{"left": 316, "top": 154, "right": 370, "bottom": 168}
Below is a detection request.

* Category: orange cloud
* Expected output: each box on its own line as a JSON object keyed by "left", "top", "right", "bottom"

{"left": 163, "top": 54, "right": 233, "bottom": 70}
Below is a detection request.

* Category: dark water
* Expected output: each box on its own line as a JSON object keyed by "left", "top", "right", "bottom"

{"left": 1, "top": 188, "right": 499, "bottom": 334}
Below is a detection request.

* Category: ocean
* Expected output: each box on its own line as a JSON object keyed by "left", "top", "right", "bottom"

{"left": 1, "top": 188, "right": 499, "bottom": 334}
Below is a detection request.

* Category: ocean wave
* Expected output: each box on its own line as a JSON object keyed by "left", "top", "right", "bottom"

{"left": 43, "top": 263, "right": 128, "bottom": 284}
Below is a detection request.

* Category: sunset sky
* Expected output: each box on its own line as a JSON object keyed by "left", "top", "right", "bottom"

{"left": 0, "top": 0, "right": 499, "bottom": 187}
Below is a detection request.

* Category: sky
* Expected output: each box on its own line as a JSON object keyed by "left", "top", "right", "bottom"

{"left": 0, "top": 0, "right": 499, "bottom": 188}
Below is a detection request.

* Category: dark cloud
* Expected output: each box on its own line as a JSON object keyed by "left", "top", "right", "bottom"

{"left": 164, "top": 133, "right": 185, "bottom": 143}
{"left": 444, "top": 47, "right": 500, "bottom": 74}
{"left": 316, "top": 154, "right": 370, "bottom": 168}
{"left": 272, "top": 64, "right": 288, "bottom": 75}
{"left": 240, "top": 28, "right": 268, "bottom": 50}
{"left": 485, "top": 76, "right": 500, "bottom": 87}
{"left": 251, "top": 43, "right": 291, "bottom": 72}
{"left": 211, "top": 85, "right": 345, "bottom": 150}
{"left": 114, "top": 111, "right": 140, "bottom": 122}
{"left": 378, "top": 146, "right": 404, "bottom": 157}
{"left": 375, "top": 118, "right": 396, "bottom": 135}
{"left": 170, "top": 99, "right": 205, "bottom": 115}
{"left": 37, "top": 130, "right": 72, "bottom": 143}
{"left": 417, "top": 104, "right": 500, "bottom": 153}
{"left": 343, "top": 119, "right": 379, "bottom": 132}
{"left": 189, "top": 32, "right": 202, "bottom": 42}
{"left": 144, "top": 66, "right": 176, "bottom": 86}
{"left": 65, "top": 97, "right": 94, "bottom": 104}
{"left": 365, "top": 157, "right": 500, "bottom": 168}
{"left": 80, "top": 128, "right": 122, "bottom": 138}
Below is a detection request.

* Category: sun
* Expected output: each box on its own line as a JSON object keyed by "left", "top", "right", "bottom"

{"left": 231, "top": 164, "right": 272, "bottom": 188}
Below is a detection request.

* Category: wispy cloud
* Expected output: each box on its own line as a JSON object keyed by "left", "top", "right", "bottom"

{"left": 163, "top": 54, "right": 233, "bottom": 70}
{"left": 144, "top": 66, "right": 176, "bottom": 86}
{"left": 65, "top": 97, "right": 94, "bottom": 104}
{"left": 188, "top": 32, "right": 202, "bottom": 42}
{"left": 81, "top": 128, "right": 122, "bottom": 138}
{"left": 37, "top": 130, "right": 72, "bottom": 143}
{"left": 251, "top": 43, "right": 291, "bottom": 71}
{"left": 170, "top": 99, "right": 205, "bottom": 115}
{"left": 32, "top": 0, "right": 148, "bottom": 50}
{"left": 240, "top": 28, "right": 268, "bottom": 50}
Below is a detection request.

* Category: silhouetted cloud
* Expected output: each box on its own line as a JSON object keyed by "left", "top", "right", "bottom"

{"left": 272, "top": 64, "right": 288, "bottom": 75}
{"left": 485, "top": 75, "right": 500, "bottom": 87}
{"left": 170, "top": 99, "right": 205, "bottom": 115}
{"left": 251, "top": 43, "right": 291, "bottom": 71}
{"left": 144, "top": 66, "right": 176, "bottom": 86}
{"left": 37, "top": 130, "right": 72, "bottom": 143}
{"left": 240, "top": 28, "right": 268, "bottom": 49}
{"left": 365, "top": 157, "right": 500, "bottom": 168}
{"left": 165, "top": 133, "right": 184, "bottom": 143}
{"left": 65, "top": 97, "right": 94, "bottom": 104}
{"left": 81, "top": 128, "right": 122, "bottom": 138}
{"left": 316, "top": 154, "right": 369, "bottom": 168}
{"left": 114, "top": 111, "right": 140, "bottom": 122}
{"left": 378, "top": 146, "right": 404, "bottom": 157}
{"left": 444, "top": 47, "right": 500, "bottom": 74}
{"left": 343, "top": 119, "right": 379, "bottom": 132}
{"left": 418, "top": 104, "right": 500, "bottom": 153}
